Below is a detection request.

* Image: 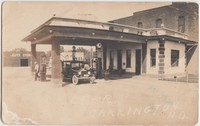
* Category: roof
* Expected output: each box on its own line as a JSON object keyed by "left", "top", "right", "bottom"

{"left": 22, "top": 16, "right": 144, "bottom": 41}
{"left": 22, "top": 16, "right": 196, "bottom": 45}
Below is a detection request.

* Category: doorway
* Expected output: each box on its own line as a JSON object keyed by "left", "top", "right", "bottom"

{"left": 20, "top": 59, "right": 28, "bottom": 67}
{"left": 117, "top": 50, "right": 122, "bottom": 70}
{"left": 135, "top": 49, "right": 141, "bottom": 75}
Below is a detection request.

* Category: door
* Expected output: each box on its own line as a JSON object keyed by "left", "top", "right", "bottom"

{"left": 109, "top": 50, "right": 114, "bottom": 70}
{"left": 20, "top": 59, "right": 28, "bottom": 67}
{"left": 135, "top": 49, "right": 141, "bottom": 75}
{"left": 117, "top": 50, "right": 122, "bottom": 70}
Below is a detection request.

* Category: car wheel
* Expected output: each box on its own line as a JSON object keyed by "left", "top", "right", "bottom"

{"left": 89, "top": 76, "right": 95, "bottom": 84}
{"left": 72, "top": 75, "right": 79, "bottom": 85}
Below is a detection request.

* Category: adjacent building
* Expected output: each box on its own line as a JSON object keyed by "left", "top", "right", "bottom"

{"left": 110, "top": 2, "right": 198, "bottom": 75}
{"left": 3, "top": 49, "right": 31, "bottom": 67}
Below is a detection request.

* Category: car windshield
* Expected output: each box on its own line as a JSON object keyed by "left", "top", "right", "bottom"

{"left": 71, "top": 63, "right": 80, "bottom": 68}
{"left": 63, "top": 62, "right": 70, "bottom": 69}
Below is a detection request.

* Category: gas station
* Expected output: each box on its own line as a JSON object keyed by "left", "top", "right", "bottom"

{"left": 22, "top": 17, "right": 195, "bottom": 86}
{"left": 22, "top": 17, "right": 146, "bottom": 86}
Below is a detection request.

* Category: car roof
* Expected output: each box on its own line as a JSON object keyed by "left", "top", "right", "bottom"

{"left": 61, "top": 60, "right": 86, "bottom": 63}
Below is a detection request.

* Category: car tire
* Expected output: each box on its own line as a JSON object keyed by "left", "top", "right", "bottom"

{"left": 72, "top": 75, "right": 79, "bottom": 85}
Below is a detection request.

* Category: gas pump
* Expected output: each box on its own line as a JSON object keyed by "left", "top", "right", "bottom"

{"left": 40, "top": 54, "right": 47, "bottom": 81}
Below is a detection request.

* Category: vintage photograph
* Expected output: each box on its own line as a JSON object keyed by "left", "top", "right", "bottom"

{"left": 2, "top": 2, "right": 199, "bottom": 125}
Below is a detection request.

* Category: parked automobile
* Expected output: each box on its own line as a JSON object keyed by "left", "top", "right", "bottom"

{"left": 61, "top": 60, "right": 95, "bottom": 84}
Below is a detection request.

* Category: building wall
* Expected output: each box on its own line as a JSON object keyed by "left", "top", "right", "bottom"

{"left": 112, "top": 3, "right": 198, "bottom": 75}
{"left": 106, "top": 40, "right": 186, "bottom": 75}
{"left": 164, "top": 40, "right": 186, "bottom": 75}
{"left": 145, "top": 40, "right": 186, "bottom": 75}
{"left": 106, "top": 43, "right": 142, "bottom": 73}
{"left": 112, "top": 3, "right": 198, "bottom": 41}
{"left": 172, "top": 3, "right": 198, "bottom": 41}
{"left": 3, "top": 52, "right": 31, "bottom": 67}
{"left": 146, "top": 40, "right": 159, "bottom": 74}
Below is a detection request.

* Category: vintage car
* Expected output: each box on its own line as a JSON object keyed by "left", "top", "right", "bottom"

{"left": 61, "top": 60, "right": 95, "bottom": 84}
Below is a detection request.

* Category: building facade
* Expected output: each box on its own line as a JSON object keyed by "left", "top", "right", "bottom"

{"left": 111, "top": 2, "right": 198, "bottom": 75}
{"left": 3, "top": 49, "right": 31, "bottom": 67}
{"left": 22, "top": 2, "right": 198, "bottom": 85}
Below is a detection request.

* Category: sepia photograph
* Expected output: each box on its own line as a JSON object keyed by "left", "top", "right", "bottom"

{"left": 1, "top": 1, "right": 199, "bottom": 125}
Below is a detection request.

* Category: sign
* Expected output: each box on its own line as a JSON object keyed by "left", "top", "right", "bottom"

{"left": 96, "top": 43, "right": 102, "bottom": 49}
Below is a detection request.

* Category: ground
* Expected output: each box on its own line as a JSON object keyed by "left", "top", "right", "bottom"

{"left": 2, "top": 67, "right": 198, "bottom": 125}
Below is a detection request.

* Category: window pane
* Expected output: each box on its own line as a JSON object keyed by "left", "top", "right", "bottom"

{"left": 178, "top": 16, "right": 185, "bottom": 33}
{"left": 137, "top": 22, "right": 143, "bottom": 35}
{"left": 72, "top": 63, "right": 79, "bottom": 68}
{"left": 156, "top": 19, "right": 162, "bottom": 28}
{"left": 137, "top": 22, "right": 143, "bottom": 28}
{"left": 171, "top": 50, "right": 179, "bottom": 67}
{"left": 150, "top": 49, "right": 156, "bottom": 67}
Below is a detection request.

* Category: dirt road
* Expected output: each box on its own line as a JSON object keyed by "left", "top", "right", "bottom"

{"left": 2, "top": 67, "right": 198, "bottom": 125}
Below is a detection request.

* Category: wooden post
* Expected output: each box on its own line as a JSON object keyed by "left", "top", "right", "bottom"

{"left": 31, "top": 44, "right": 37, "bottom": 74}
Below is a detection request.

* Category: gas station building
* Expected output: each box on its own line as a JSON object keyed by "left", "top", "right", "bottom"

{"left": 22, "top": 17, "right": 195, "bottom": 85}
{"left": 22, "top": 3, "right": 198, "bottom": 86}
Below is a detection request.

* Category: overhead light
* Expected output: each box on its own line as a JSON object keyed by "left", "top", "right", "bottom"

{"left": 120, "top": 35, "right": 123, "bottom": 38}
{"left": 92, "top": 32, "right": 95, "bottom": 35}
{"left": 33, "top": 37, "right": 37, "bottom": 40}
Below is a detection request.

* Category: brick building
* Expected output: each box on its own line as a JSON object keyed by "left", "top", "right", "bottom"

{"left": 111, "top": 2, "right": 198, "bottom": 75}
